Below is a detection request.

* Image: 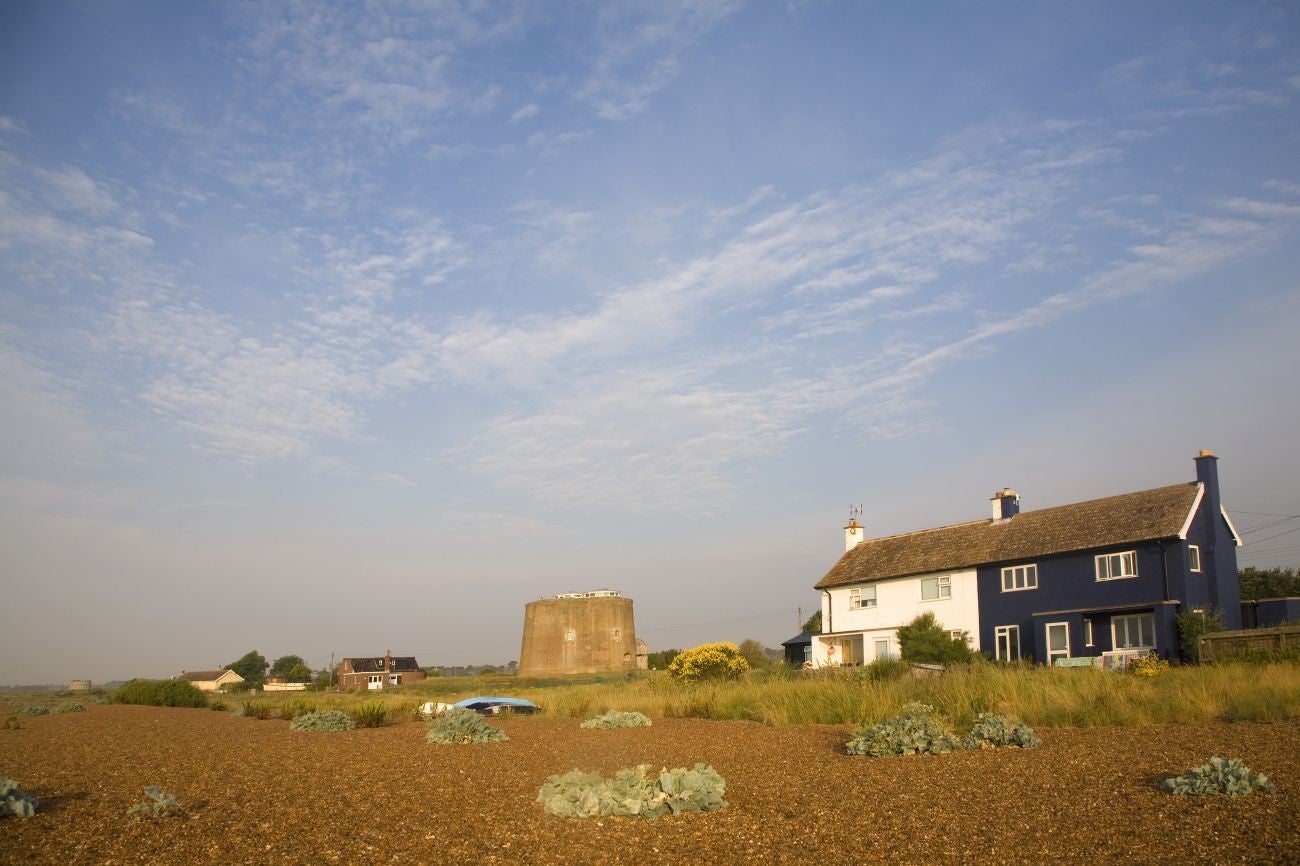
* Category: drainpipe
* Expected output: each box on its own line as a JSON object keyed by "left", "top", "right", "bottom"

{"left": 1159, "top": 540, "right": 1171, "bottom": 602}
{"left": 822, "top": 590, "right": 833, "bottom": 635}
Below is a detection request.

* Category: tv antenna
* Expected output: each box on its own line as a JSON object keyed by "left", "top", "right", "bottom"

{"left": 848, "top": 504, "right": 863, "bottom": 521}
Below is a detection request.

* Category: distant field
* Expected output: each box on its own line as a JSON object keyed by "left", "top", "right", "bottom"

{"left": 1, "top": 704, "right": 1296, "bottom": 864}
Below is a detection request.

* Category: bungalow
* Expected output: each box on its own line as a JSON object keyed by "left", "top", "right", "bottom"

{"left": 337, "top": 651, "right": 426, "bottom": 690}
{"left": 178, "top": 669, "right": 245, "bottom": 691}
{"left": 812, "top": 451, "right": 1242, "bottom": 666}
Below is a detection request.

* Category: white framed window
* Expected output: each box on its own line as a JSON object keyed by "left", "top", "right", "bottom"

{"left": 612, "top": 628, "right": 621, "bottom": 639}
{"left": 1112, "top": 613, "right": 1156, "bottom": 650}
{"left": 389, "top": 674, "right": 400, "bottom": 685}
{"left": 1001, "top": 563, "right": 1038, "bottom": 592}
{"left": 873, "top": 638, "right": 891, "bottom": 659}
{"left": 564, "top": 628, "right": 576, "bottom": 642}
{"left": 1046, "top": 622, "right": 1071, "bottom": 663}
{"left": 994, "top": 625, "right": 1020, "bottom": 661}
{"left": 1188, "top": 545, "right": 1201, "bottom": 572}
{"left": 920, "top": 575, "right": 952, "bottom": 600}
{"left": 368, "top": 675, "right": 381, "bottom": 684}
{"left": 948, "top": 629, "right": 971, "bottom": 644}
{"left": 1095, "top": 551, "right": 1138, "bottom": 581}
{"left": 1084, "top": 618, "right": 1094, "bottom": 647}
{"left": 849, "top": 586, "right": 877, "bottom": 609}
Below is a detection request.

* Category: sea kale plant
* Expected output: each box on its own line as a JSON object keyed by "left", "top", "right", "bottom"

{"left": 580, "top": 710, "right": 652, "bottom": 729}
{"left": 127, "top": 786, "right": 181, "bottom": 818}
{"left": 1, "top": 777, "right": 38, "bottom": 818}
{"left": 961, "top": 713, "right": 1042, "bottom": 749}
{"left": 1161, "top": 757, "right": 1277, "bottom": 796}
{"left": 17, "top": 704, "right": 50, "bottom": 717}
{"left": 846, "top": 703, "right": 960, "bottom": 757}
{"left": 289, "top": 709, "right": 356, "bottom": 732}
{"left": 537, "top": 763, "right": 727, "bottom": 819}
{"left": 52, "top": 703, "right": 86, "bottom": 714}
{"left": 426, "top": 707, "right": 509, "bottom": 744}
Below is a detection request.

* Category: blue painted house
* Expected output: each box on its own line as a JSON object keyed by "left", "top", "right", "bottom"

{"left": 812, "top": 451, "right": 1242, "bottom": 666}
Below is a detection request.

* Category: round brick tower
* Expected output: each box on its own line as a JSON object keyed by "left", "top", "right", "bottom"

{"left": 517, "top": 590, "right": 638, "bottom": 677}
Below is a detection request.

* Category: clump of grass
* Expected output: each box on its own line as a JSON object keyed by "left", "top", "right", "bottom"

{"left": 237, "top": 701, "right": 272, "bottom": 720}
{"left": 278, "top": 698, "right": 318, "bottom": 721}
{"left": 350, "top": 700, "right": 388, "bottom": 728}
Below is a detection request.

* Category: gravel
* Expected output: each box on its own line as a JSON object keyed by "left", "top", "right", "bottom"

{"left": 1, "top": 705, "right": 1296, "bottom": 864}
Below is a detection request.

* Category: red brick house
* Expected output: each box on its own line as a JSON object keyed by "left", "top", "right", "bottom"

{"left": 336, "top": 651, "right": 426, "bottom": 690}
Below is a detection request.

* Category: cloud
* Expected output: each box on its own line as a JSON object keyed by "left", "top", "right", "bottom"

{"left": 510, "top": 103, "right": 540, "bottom": 123}
{"left": 0, "top": 116, "right": 26, "bottom": 134}
{"left": 577, "top": 0, "right": 742, "bottom": 120}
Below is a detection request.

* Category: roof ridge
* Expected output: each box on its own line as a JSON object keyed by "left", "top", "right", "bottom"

{"left": 859, "top": 517, "right": 992, "bottom": 544}
{"left": 1009, "top": 481, "right": 1196, "bottom": 518}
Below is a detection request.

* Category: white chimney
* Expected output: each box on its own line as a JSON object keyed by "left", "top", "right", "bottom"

{"left": 844, "top": 517, "right": 864, "bottom": 551}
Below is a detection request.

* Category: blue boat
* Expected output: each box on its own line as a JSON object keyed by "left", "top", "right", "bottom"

{"left": 452, "top": 696, "right": 539, "bottom": 715}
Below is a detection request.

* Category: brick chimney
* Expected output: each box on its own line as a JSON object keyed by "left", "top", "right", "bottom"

{"left": 384, "top": 650, "right": 393, "bottom": 672}
{"left": 990, "top": 488, "right": 1020, "bottom": 522}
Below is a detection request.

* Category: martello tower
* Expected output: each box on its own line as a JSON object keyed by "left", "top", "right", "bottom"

{"left": 517, "top": 589, "right": 638, "bottom": 676}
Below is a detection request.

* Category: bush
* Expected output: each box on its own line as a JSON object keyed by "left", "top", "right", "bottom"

{"left": 289, "top": 709, "right": 356, "bottom": 732}
{"left": 1177, "top": 608, "right": 1224, "bottom": 663}
{"left": 896, "top": 612, "right": 977, "bottom": 664}
{"left": 236, "top": 701, "right": 271, "bottom": 720}
{"left": 127, "top": 786, "right": 181, "bottom": 818}
{"left": 1130, "top": 654, "right": 1170, "bottom": 678}
{"left": 426, "top": 707, "right": 508, "bottom": 744}
{"left": 537, "top": 763, "right": 727, "bottom": 819}
{"left": 351, "top": 700, "right": 388, "bottom": 728}
{"left": 1, "top": 777, "right": 38, "bottom": 818}
{"left": 580, "top": 710, "right": 652, "bottom": 729}
{"left": 18, "top": 704, "right": 49, "bottom": 717}
{"left": 278, "top": 698, "right": 318, "bottom": 721}
{"left": 109, "top": 679, "right": 207, "bottom": 709}
{"left": 51, "top": 703, "right": 85, "bottom": 714}
{"left": 857, "top": 657, "right": 910, "bottom": 682}
{"left": 668, "top": 643, "right": 750, "bottom": 683}
{"left": 209, "top": 701, "right": 228, "bottom": 712}
{"left": 846, "top": 703, "right": 959, "bottom": 757}
{"left": 961, "top": 713, "right": 1041, "bottom": 749}
{"left": 1161, "top": 757, "right": 1276, "bottom": 796}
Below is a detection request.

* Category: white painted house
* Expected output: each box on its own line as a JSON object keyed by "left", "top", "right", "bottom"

{"left": 812, "top": 517, "right": 981, "bottom": 666}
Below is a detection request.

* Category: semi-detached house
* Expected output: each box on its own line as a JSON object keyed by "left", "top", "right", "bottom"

{"left": 812, "top": 451, "right": 1242, "bottom": 666}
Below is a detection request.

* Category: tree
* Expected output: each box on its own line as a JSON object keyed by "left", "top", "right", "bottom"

{"left": 896, "top": 612, "right": 976, "bottom": 664}
{"left": 226, "top": 650, "right": 269, "bottom": 685}
{"left": 737, "top": 639, "right": 770, "bottom": 668}
{"left": 270, "top": 655, "right": 311, "bottom": 682}
{"left": 801, "top": 610, "right": 822, "bottom": 634}
{"left": 1177, "top": 608, "right": 1224, "bottom": 663}
{"left": 1238, "top": 567, "right": 1300, "bottom": 601}
{"left": 646, "top": 649, "right": 681, "bottom": 670}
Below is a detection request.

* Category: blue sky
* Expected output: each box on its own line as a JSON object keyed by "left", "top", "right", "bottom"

{"left": 2, "top": 1, "right": 1299, "bottom": 683}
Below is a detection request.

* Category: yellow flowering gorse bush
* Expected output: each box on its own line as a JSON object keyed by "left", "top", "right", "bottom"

{"left": 668, "top": 642, "right": 750, "bottom": 683}
{"left": 1130, "top": 654, "right": 1170, "bottom": 677}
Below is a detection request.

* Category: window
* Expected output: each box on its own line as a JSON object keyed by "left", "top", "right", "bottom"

{"left": 1188, "top": 544, "right": 1201, "bottom": 572}
{"left": 612, "top": 628, "right": 621, "bottom": 639}
{"left": 1001, "top": 563, "right": 1038, "bottom": 591}
{"left": 1112, "top": 613, "right": 1156, "bottom": 650}
{"left": 873, "top": 638, "right": 891, "bottom": 659}
{"left": 994, "top": 625, "right": 1020, "bottom": 661}
{"left": 368, "top": 675, "right": 381, "bottom": 684}
{"left": 389, "top": 674, "right": 401, "bottom": 685}
{"left": 1095, "top": 551, "right": 1138, "bottom": 581}
{"left": 849, "top": 586, "right": 877, "bottom": 609}
{"left": 1084, "top": 618, "right": 1094, "bottom": 647}
{"left": 1046, "top": 622, "right": 1070, "bottom": 663}
{"left": 921, "top": 575, "right": 952, "bottom": 600}
{"left": 564, "top": 628, "right": 576, "bottom": 642}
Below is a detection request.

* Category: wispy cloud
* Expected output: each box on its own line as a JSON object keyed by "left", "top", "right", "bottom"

{"left": 510, "top": 103, "right": 540, "bottom": 123}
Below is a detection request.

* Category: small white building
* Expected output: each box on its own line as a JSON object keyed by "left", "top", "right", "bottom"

{"left": 178, "top": 669, "right": 245, "bottom": 691}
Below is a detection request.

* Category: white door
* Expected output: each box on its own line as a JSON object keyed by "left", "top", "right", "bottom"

{"left": 1046, "top": 622, "right": 1070, "bottom": 663}
{"left": 873, "top": 638, "right": 890, "bottom": 660}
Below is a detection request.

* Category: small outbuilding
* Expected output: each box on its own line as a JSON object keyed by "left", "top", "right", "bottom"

{"left": 781, "top": 631, "right": 814, "bottom": 666}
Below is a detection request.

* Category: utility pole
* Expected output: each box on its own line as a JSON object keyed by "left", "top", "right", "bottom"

{"left": 797, "top": 607, "right": 803, "bottom": 632}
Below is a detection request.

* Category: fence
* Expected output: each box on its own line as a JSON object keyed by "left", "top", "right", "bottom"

{"left": 1199, "top": 625, "right": 1300, "bottom": 662}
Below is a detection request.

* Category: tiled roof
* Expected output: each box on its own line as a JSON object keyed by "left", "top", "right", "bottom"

{"left": 179, "top": 669, "right": 237, "bottom": 682}
{"left": 342, "top": 656, "right": 422, "bottom": 673}
{"left": 815, "top": 482, "right": 1200, "bottom": 590}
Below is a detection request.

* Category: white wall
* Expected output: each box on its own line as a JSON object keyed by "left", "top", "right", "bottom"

{"left": 813, "top": 568, "right": 981, "bottom": 666}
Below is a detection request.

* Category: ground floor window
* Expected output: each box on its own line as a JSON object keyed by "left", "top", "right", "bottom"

{"left": 1084, "top": 618, "right": 1094, "bottom": 647}
{"left": 873, "top": 637, "right": 890, "bottom": 660}
{"left": 368, "top": 675, "right": 381, "bottom": 685}
{"left": 389, "top": 674, "right": 401, "bottom": 685}
{"left": 995, "top": 625, "right": 1020, "bottom": 661}
{"left": 1112, "top": 613, "right": 1156, "bottom": 650}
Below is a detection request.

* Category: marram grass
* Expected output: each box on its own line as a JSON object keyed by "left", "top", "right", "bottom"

{"left": 193, "top": 661, "right": 1300, "bottom": 728}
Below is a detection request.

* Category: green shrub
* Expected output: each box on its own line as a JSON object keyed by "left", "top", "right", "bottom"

{"left": 1161, "top": 757, "right": 1276, "bottom": 795}
{"left": 961, "top": 713, "right": 1041, "bottom": 749}
{"left": 537, "top": 763, "right": 727, "bottom": 819}
{"left": 897, "top": 612, "right": 977, "bottom": 664}
{"left": 426, "top": 707, "right": 508, "bottom": 744}
{"left": 51, "top": 703, "right": 86, "bottom": 714}
{"left": 846, "top": 702, "right": 959, "bottom": 756}
{"left": 1177, "top": 608, "right": 1224, "bottom": 663}
{"left": 278, "top": 699, "right": 318, "bottom": 721}
{"left": 127, "top": 786, "right": 181, "bottom": 818}
{"left": 350, "top": 700, "right": 388, "bottom": 728}
{"left": 1, "top": 777, "right": 38, "bottom": 818}
{"left": 858, "top": 657, "right": 910, "bottom": 682}
{"left": 18, "top": 704, "right": 49, "bottom": 717}
{"left": 580, "top": 710, "right": 652, "bottom": 729}
{"left": 108, "top": 679, "right": 207, "bottom": 708}
{"left": 668, "top": 643, "right": 750, "bottom": 683}
{"left": 209, "top": 701, "right": 227, "bottom": 712}
{"left": 236, "top": 701, "right": 271, "bottom": 720}
{"left": 289, "top": 709, "right": 356, "bottom": 732}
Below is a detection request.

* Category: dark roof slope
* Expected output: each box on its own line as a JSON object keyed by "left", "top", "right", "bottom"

{"left": 342, "top": 656, "right": 422, "bottom": 672}
{"left": 815, "top": 483, "right": 1199, "bottom": 590}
